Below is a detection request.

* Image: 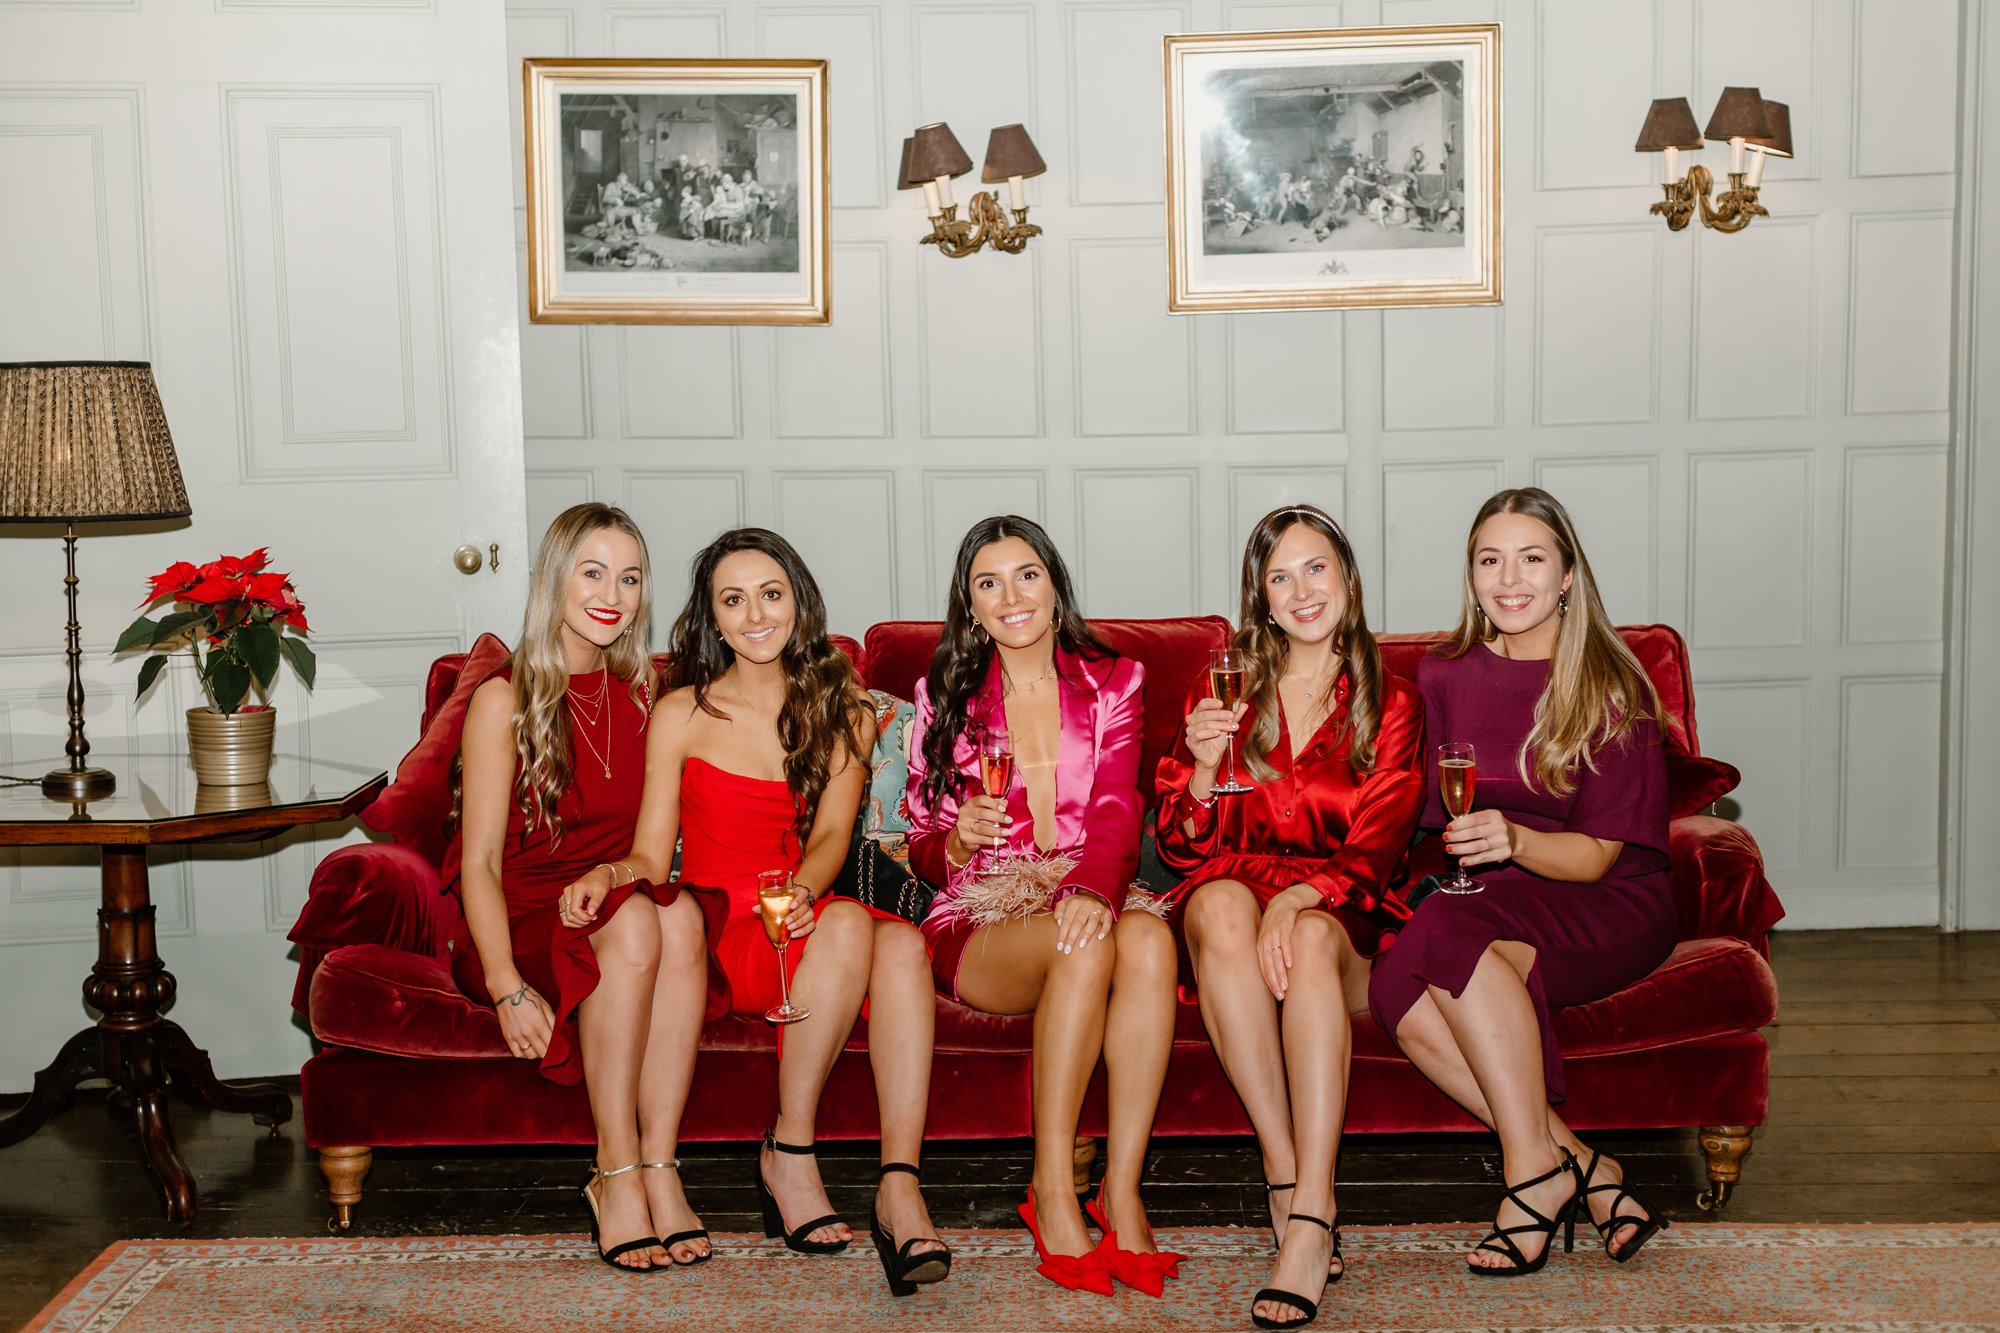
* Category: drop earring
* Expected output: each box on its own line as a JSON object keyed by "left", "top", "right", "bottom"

{"left": 1558, "top": 589, "right": 1570, "bottom": 615}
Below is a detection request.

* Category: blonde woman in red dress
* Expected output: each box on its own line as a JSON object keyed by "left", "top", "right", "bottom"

{"left": 451, "top": 502, "right": 721, "bottom": 1273}
{"left": 579, "top": 528, "right": 948, "bottom": 1297}
{"left": 1155, "top": 505, "right": 1425, "bottom": 1331}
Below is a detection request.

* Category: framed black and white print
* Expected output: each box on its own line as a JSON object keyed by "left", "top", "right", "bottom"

{"left": 1164, "top": 24, "right": 1501, "bottom": 313}
{"left": 524, "top": 58, "right": 830, "bottom": 325}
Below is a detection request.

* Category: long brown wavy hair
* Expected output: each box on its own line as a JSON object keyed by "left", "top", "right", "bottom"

{"left": 1232, "top": 505, "right": 1387, "bottom": 780}
{"left": 1439, "top": 487, "right": 1663, "bottom": 794}
{"left": 919, "top": 515, "right": 1113, "bottom": 813}
{"left": 509, "top": 503, "right": 656, "bottom": 844}
{"left": 665, "top": 528, "right": 872, "bottom": 851}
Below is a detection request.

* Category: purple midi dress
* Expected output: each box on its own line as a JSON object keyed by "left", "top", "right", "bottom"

{"left": 1366, "top": 644, "right": 1676, "bottom": 1102}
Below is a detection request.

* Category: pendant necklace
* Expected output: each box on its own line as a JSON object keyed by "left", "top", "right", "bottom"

{"left": 568, "top": 665, "right": 614, "bottom": 778}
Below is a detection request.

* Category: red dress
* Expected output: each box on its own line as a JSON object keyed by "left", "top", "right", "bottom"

{"left": 1154, "top": 669, "right": 1427, "bottom": 991}
{"left": 445, "top": 667, "right": 728, "bottom": 1086}
{"left": 678, "top": 756, "right": 903, "bottom": 1017}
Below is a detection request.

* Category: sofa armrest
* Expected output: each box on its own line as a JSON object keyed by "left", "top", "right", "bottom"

{"left": 288, "top": 841, "right": 459, "bottom": 1017}
{"left": 308, "top": 943, "right": 505, "bottom": 1060}
{"left": 1668, "top": 815, "right": 1786, "bottom": 954}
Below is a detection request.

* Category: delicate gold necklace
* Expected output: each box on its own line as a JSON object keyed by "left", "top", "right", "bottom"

{"left": 567, "top": 666, "right": 613, "bottom": 778}
{"left": 567, "top": 666, "right": 609, "bottom": 726}
{"left": 1002, "top": 660, "right": 1057, "bottom": 697}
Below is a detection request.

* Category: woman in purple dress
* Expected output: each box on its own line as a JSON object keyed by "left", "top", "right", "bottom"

{"left": 1367, "top": 487, "right": 1674, "bottom": 1277}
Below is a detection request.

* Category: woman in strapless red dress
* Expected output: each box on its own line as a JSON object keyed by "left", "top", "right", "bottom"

{"left": 451, "top": 503, "right": 724, "bottom": 1274}
{"left": 590, "top": 528, "right": 949, "bottom": 1298}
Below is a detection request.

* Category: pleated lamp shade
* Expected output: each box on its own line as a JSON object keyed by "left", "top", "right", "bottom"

{"left": 1704, "top": 87, "right": 1772, "bottom": 141}
{"left": 0, "top": 361, "right": 191, "bottom": 523}
{"left": 980, "top": 124, "right": 1047, "bottom": 182}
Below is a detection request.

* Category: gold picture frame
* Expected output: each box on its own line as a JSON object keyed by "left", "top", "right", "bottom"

{"left": 524, "top": 58, "right": 830, "bottom": 325}
{"left": 1164, "top": 24, "right": 1501, "bottom": 313}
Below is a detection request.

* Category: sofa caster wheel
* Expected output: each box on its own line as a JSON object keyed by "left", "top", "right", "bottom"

{"left": 1697, "top": 1124, "right": 1754, "bottom": 1213}
{"left": 318, "top": 1145, "right": 372, "bottom": 1233}
{"left": 1696, "top": 1179, "right": 1735, "bottom": 1212}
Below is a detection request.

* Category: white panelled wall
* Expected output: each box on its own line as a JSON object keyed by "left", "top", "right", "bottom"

{"left": 514, "top": 0, "right": 1963, "bottom": 931}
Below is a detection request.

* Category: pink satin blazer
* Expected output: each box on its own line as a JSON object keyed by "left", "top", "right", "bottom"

{"left": 905, "top": 648, "right": 1147, "bottom": 919}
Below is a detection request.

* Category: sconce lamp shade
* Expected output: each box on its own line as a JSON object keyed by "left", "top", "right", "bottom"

{"left": 0, "top": 361, "right": 191, "bottom": 523}
{"left": 1634, "top": 97, "right": 1703, "bottom": 152}
{"left": 896, "top": 136, "right": 922, "bottom": 189}
{"left": 1704, "top": 86, "right": 1772, "bottom": 141}
{"left": 980, "top": 124, "right": 1047, "bottom": 182}
{"left": 1746, "top": 99, "right": 1793, "bottom": 157}
{"left": 909, "top": 122, "right": 974, "bottom": 180}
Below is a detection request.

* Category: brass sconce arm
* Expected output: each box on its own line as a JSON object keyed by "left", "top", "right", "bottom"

{"left": 922, "top": 191, "right": 1041, "bottom": 257}
{"left": 1650, "top": 163, "right": 1767, "bottom": 234}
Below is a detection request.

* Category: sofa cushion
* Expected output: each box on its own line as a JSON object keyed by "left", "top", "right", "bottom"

{"left": 859, "top": 689, "right": 916, "bottom": 839}
{"left": 310, "top": 943, "right": 507, "bottom": 1060}
{"left": 361, "top": 632, "right": 512, "bottom": 862}
{"left": 1668, "top": 751, "right": 1740, "bottom": 819}
{"left": 287, "top": 842, "right": 457, "bottom": 1016}
{"left": 862, "top": 617, "right": 1231, "bottom": 805}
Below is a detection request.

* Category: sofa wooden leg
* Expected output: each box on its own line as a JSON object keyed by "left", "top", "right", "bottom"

{"left": 1696, "top": 1124, "right": 1754, "bottom": 1212}
{"left": 1072, "top": 1136, "right": 1099, "bottom": 1194}
{"left": 319, "top": 1145, "right": 373, "bottom": 1231}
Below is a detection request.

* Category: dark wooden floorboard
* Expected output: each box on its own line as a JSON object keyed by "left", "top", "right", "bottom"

{"left": 2, "top": 927, "right": 1996, "bottom": 1328}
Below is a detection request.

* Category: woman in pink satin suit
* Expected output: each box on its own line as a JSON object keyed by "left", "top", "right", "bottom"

{"left": 904, "top": 515, "right": 1181, "bottom": 1298}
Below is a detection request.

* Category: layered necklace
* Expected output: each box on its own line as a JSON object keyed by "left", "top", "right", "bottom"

{"left": 567, "top": 665, "right": 613, "bottom": 779}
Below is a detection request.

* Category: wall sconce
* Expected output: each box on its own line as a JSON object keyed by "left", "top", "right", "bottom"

{"left": 1635, "top": 87, "right": 1789, "bottom": 234}
{"left": 897, "top": 122, "right": 1045, "bottom": 257}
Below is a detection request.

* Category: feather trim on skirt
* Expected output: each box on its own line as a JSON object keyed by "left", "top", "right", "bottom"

{"left": 936, "top": 851, "right": 1167, "bottom": 929}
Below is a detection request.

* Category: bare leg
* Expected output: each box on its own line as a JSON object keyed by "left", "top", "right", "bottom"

{"left": 865, "top": 919, "right": 943, "bottom": 1257}
{"left": 762, "top": 899, "right": 874, "bottom": 1245}
{"left": 955, "top": 912, "right": 1115, "bottom": 1259}
{"left": 637, "top": 894, "right": 710, "bottom": 1263}
{"left": 579, "top": 896, "right": 668, "bottom": 1269}
{"left": 1183, "top": 882, "right": 1294, "bottom": 1237}
{"left": 1098, "top": 911, "right": 1176, "bottom": 1253}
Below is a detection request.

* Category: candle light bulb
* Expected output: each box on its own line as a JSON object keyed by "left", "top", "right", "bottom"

{"left": 935, "top": 174, "right": 954, "bottom": 209}
{"left": 1745, "top": 146, "right": 1769, "bottom": 188}
{"left": 920, "top": 179, "right": 941, "bottom": 216}
{"left": 1728, "top": 135, "right": 1746, "bottom": 174}
{"left": 1663, "top": 145, "right": 1681, "bottom": 184}
{"left": 1007, "top": 175, "right": 1026, "bottom": 209}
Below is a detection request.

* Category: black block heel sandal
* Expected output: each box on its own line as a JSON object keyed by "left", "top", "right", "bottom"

{"left": 1573, "top": 1150, "right": 1669, "bottom": 1264}
{"left": 754, "top": 1130, "right": 851, "bottom": 1254}
{"left": 1469, "top": 1150, "right": 1579, "bottom": 1278}
{"left": 869, "top": 1162, "right": 951, "bottom": 1296}
{"left": 1252, "top": 1213, "right": 1334, "bottom": 1331}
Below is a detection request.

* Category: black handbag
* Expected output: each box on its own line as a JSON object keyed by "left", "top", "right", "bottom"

{"left": 829, "top": 834, "right": 935, "bottom": 925}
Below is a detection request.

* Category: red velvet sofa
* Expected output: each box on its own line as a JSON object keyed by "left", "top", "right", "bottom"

{"left": 292, "top": 618, "right": 1783, "bottom": 1228}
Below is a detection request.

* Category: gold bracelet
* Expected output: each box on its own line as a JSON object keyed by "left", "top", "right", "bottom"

{"left": 594, "top": 861, "right": 625, "bottom": 887}
{"left": 943, "top": 836, "right": 971, "bottom": 871}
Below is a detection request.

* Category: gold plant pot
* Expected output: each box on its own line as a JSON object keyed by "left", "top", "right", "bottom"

{"left": 185, "top": 706, "right": 276, "bottom": 787}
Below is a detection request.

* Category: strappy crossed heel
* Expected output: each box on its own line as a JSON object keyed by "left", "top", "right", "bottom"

{"left": 641, "top": 1159, "right": 711, "bottom": 1266}
{"left": 581, "top": 1163, "right": 663, "bottom": 1273}
{"left": 1573, "top": 1149, "right": 1669, "bottom": 1263}
{"left": 869, "top": 1162, "right": 951, "bottom": 1296}
{"left": 754, "top": 1130, "right": 851, "bottom": 1254}
{"left": 1252, "top": 1213, "right": 1335, "bottom": 1330}
{"left": 1265, "top": 1180, "right": 1343, "bottom": 1281}
{"left": 1469, "top": 1149, "right": 1580, "bottom": 1278}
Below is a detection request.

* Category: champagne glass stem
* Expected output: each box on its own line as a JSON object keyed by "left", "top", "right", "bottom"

{"left": 775, "top": 941, "right": 793, "bottom": 1014}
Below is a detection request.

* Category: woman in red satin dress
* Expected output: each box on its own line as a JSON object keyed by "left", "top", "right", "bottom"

{"left": 1155, "top": 505, "right": 1424, "bottom": 1331}
{"left": 583, "top": 528, "right": 948, "bottom": 1297}
{"left": 452, "top": 503, "right": 723, "bottom": 1273}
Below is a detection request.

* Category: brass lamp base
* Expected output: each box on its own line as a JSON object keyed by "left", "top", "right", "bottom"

{"left": 43, "top": 766, "right": 116, "bottom": 801}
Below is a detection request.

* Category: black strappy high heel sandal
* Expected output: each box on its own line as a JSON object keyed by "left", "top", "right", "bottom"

{"left": 1265, "top": 1180, "right": 1343, "bottom": 1282}
{"left": 580, "top": 1163, "right": 664, "bottom": 1274}
{"left": 1572, "top": 1150, "right": 1669, "bottom": 1264}
{"left": 641, "top": 1160, "right": 711, "bottom": 1266}
{"left": 754, "top": 1130, "right": 851, "bottom": 1254}
{"left": 1252, "top": 1213, "right": 1335, "bottom": 1331}
{"left": 1469, "top": 1149, "right": 1579, "bottom": 1278}
{"left": 869, "top": 1162, "right": 951, "bottom": 1296}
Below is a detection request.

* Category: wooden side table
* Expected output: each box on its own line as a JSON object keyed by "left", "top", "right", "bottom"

{"left": 0, "top": 753, "right": 385, "bottom": 1222}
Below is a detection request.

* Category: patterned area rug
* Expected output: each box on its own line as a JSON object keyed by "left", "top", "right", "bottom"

{"left": 27, "top": 1225, "right": 2000, "bottom": 1332}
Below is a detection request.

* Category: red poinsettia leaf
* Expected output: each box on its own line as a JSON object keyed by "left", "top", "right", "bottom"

{"left": 139, "top": 561, "right": 202, "bottom": 607}
{"left": 281, "top": 607, "right": 311, "bottom": 633}
{"left": 244, "top": 571, "right": 289, "bottom": 605}
{"left": 182, "top": 574, "right": 244, "bottom": 604}
{"left": 240, "top": 547, "right": 272, "bottom": 574}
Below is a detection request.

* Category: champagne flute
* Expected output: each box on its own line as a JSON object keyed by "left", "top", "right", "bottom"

{"left": 1437, "top": 742, "right": 1482, "bottom": 895}
{"left": 976, "top": 723, "right": 1014, "bottom": 871}
{"left": 756, "top": 870, "right": 811, "bottom": 1023}
{"left": 1207, "top": 647, "right": 1254, "bottom": 795}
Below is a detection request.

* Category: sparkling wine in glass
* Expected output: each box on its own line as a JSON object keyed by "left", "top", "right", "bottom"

{"left": 1437, "top": 743, "right": 1482, "bottom": 895}
{"left": 1207, "top": 647, "right": 1254, "bottom": 795}
{"left": 756, "top": 870, "right": 810, "bottom": 1023}
{"left": 975, "top": 725, "right": 1014, "bottom": 869}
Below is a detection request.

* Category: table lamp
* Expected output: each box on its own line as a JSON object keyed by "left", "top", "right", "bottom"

{"left": 0, "top": 361, "right": 192, "bottom": 800}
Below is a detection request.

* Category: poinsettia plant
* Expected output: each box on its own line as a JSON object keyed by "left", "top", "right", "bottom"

{"left": 117, "top": 549, "right": 317, "bottom": 715}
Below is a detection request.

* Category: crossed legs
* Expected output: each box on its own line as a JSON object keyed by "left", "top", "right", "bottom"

{"left": 1183, "top": 881, "right": 1369, "bottom": 1321}
{"left": 759, "top": 901, "right": 942, "bottom": 1255}
{"left": 954, "top": 908, "right": 1177, "bottom": 1259}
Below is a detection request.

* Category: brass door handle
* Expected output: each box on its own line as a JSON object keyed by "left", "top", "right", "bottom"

{"left": 454, "top": 544, "right": 501, "bottom": 574}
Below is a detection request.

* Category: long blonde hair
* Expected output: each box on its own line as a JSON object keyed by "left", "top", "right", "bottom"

{"left": 1233, "top": 505, "right": 1388, "bottom": 780}
{"left": 511, "top": 503, "right": 655, "bottom": 842}
{"left": 1440, "top": 488, "right": 1661, "bottom": 795}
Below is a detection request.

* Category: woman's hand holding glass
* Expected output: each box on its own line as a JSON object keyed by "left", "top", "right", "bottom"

{"left": 1254, "top": 884, "right": 1322, "bottom": 1001}
{"left": 1182, "top": 697, "right": 1248, "bottom": 776}
{"left": 782, "top": 883, "right": 818, "bottom": 940}
{"left": 1441, "top": 808, "right": 1521, "bottom": 868}
{"left": 490, "top": 975, "right": 554, "bottom": 1061}
{"left": 953, "top": 793, "right": 1011, "bottom": 855}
